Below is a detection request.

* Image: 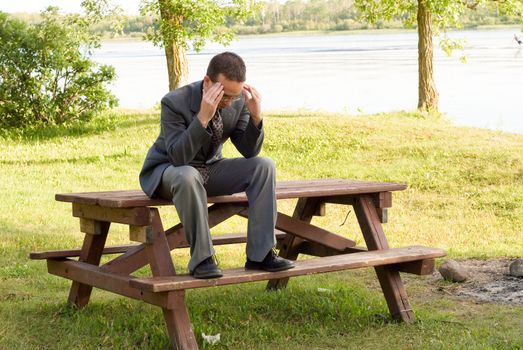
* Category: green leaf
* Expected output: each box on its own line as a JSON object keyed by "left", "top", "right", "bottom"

{"left": 0, "top": 9, "right": 117, "bottom": 129}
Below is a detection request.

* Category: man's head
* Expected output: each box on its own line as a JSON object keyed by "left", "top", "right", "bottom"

{"left": 206, "top": 51, "right": 246, "bottom": 83}
{"left": 203, "top": 52, "right": 246, "bottom": 108}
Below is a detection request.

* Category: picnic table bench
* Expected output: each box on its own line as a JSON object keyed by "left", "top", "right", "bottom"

{"left": 30, "top": 179, "right": 446, "bottom": 349}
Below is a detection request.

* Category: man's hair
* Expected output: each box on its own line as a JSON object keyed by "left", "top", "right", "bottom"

{"left": 206, "top": 52, "right": 246, "bottom": 82}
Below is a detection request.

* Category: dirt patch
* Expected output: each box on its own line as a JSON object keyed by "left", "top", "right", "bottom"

{"left": 434, "top": 259, "right": 523, "bottom": 305}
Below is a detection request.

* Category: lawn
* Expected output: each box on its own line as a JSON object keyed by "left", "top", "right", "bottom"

{"left": 0, "top": 110, "right": 521, "bottom": 349}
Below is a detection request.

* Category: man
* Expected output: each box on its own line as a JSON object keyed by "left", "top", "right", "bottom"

{"left": 139, "top": 52, "right": 294, "bottom": 279}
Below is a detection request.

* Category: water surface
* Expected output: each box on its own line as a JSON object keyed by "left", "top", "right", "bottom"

{"left": 93, "top": 29, "right": 523, "bottom": 133}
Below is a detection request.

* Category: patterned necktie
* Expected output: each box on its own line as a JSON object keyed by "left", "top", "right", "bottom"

{"left": 195, "top": 111, "right": 223, "bottom": 185}
{"left": 210, "top": 110, "right": 223, "bottom": 151}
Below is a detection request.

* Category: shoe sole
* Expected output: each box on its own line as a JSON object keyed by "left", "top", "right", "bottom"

{"left": 245, "top": 264, "right": 295, "bottom": 272}
{"left": 192, "top": 273, "right": 223, "bottom": 279}
{"left": 191, "top": 271, "right": 223, "bottom": 279}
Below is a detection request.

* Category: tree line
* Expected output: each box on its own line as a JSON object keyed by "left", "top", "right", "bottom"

{"left": 10, "top": 0, "right": 522, "bottom": 39}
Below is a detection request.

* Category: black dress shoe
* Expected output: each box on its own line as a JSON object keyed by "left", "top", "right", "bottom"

{"left": 245, "top": 249, "right": 295, "bottom": 272}
{"left": 190, "top": 256, "right": 223, "bottom": 279}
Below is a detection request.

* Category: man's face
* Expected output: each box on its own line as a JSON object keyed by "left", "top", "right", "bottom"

{"left": 204, "top": 73, "right": 244, "bottom": 109}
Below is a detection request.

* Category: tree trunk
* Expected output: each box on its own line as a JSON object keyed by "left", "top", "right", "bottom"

{"left": 417, "top": 0, "right": 439, "bottom": 111}
{"left": 158, "top": 0, "right": 189, "bottom": 91}
{"left": 164, "top": 43, "right": 188, "bottom": 91}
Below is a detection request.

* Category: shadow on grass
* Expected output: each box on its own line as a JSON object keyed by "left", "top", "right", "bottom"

{"left": 0, "top": 219, "right": 82, "bottom": 268}
{"left": 1, "top": 297, "right": 169, "bottom": 349}
{"left": 185, "top": 281, "right": 391, "bottom": 349}
{"left": 0, "top": 149, "right": 134, "bottom": 165}
{"left": 1, "top": 279, "right": 393, "bottom": 349}
{"left": 1, "top": 112, "right": 158, "bottom": 143}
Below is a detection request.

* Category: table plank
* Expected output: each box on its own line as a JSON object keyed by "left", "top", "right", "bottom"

{"left": 56, "top": 179, "right": 407, "bottom": 208}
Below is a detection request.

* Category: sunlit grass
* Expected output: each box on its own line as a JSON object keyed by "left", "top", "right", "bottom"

{"left": 0, "top": 110, "right": 521, "bottom": 349}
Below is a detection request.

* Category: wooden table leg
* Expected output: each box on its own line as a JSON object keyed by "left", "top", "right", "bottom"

{"left": 68, "top": 220, "right": 110, "bottom": 308}
{"left": 267, "top": 197, "right": 321, "bottom": 290}
{"left": 144, "top": 209, "right": 198, "bottom": 350}
{"left": 353, "top": 195, "right": 415, "bottom": 322}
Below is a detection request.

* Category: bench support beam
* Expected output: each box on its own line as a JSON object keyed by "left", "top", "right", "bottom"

{"left": 354, "top": 195, "right": 415, "bottom": 322}
{"left": 299, "top": 241, "right": 366, "bottom": 257}
{"left": 395, "top": 258, "right": 435, "bottom": 276}
{"left": 48, "top": 259, "right": 174, "bottom": 308}
{"left": 275, "top": 212, "right": 356, "bottom": 250}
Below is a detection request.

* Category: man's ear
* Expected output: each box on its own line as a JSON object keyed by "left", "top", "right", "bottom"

{"left": 203, "top": 75, "right": 211, "bottom": 89}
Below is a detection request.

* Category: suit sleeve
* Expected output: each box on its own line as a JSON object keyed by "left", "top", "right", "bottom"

{"left": 161, "top": 97, "right": 211, "bottom": 166}
{"left": 230, "top": 103, "right": 264, "bottom": 158}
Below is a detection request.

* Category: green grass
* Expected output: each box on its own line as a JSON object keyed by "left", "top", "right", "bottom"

{"left": 0, "top": 110, "right": 522, "bottom": 349}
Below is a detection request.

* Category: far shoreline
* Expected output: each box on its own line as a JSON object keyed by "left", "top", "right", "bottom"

{"left": 100, "top": 24, "right": 522, "bottom": 42}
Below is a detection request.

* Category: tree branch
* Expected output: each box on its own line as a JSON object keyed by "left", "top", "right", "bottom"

{"left": 460, "top": 0, "right": 479, "bottom": 10}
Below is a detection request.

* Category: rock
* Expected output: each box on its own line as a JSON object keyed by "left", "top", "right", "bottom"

{"left": 439, "top": 259, "right": 469, "bottom": 282}
{"left": 508, "top": 259, "right": 523, "bottom": 277}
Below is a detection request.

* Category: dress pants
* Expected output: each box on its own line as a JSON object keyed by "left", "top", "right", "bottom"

{"left": 157, "top": 157, "right": 277, "bottom": 272}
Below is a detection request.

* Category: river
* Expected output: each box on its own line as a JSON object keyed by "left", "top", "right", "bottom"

{"left": 92, "top": 28, "right": 523, "bottom": 134}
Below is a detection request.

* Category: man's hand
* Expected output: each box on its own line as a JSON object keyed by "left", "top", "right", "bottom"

{"left": 243, "top": 84, "right": 262, "bottom": 127}
{"left": 198, "top": 82, "right": 224, "bottom": 128}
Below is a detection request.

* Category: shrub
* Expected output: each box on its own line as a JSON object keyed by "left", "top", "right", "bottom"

{"left": 0, "top": 8, "right": 117, "bottom": 129}
{"left": 272, "top": 24, "right": 283, "bottom": 33}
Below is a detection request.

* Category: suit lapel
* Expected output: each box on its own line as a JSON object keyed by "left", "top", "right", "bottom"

{"left": 189, "top": 81, "right": 203, "bottom": 115}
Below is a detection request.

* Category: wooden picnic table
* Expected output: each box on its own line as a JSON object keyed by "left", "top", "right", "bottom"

{"left": 30, "top": 179, "right": 446, "bottom": 349}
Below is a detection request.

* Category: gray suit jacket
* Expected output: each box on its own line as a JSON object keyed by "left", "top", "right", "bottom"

{"left": 139, "top": 80, "right": 264, "bottom": 197}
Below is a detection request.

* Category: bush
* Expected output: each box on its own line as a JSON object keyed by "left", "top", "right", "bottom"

{"left": 272, "top": 24, "right": 283, "bottom": 33}
{"left": 0, "top": 9, "right": 117, "bottom": 129}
